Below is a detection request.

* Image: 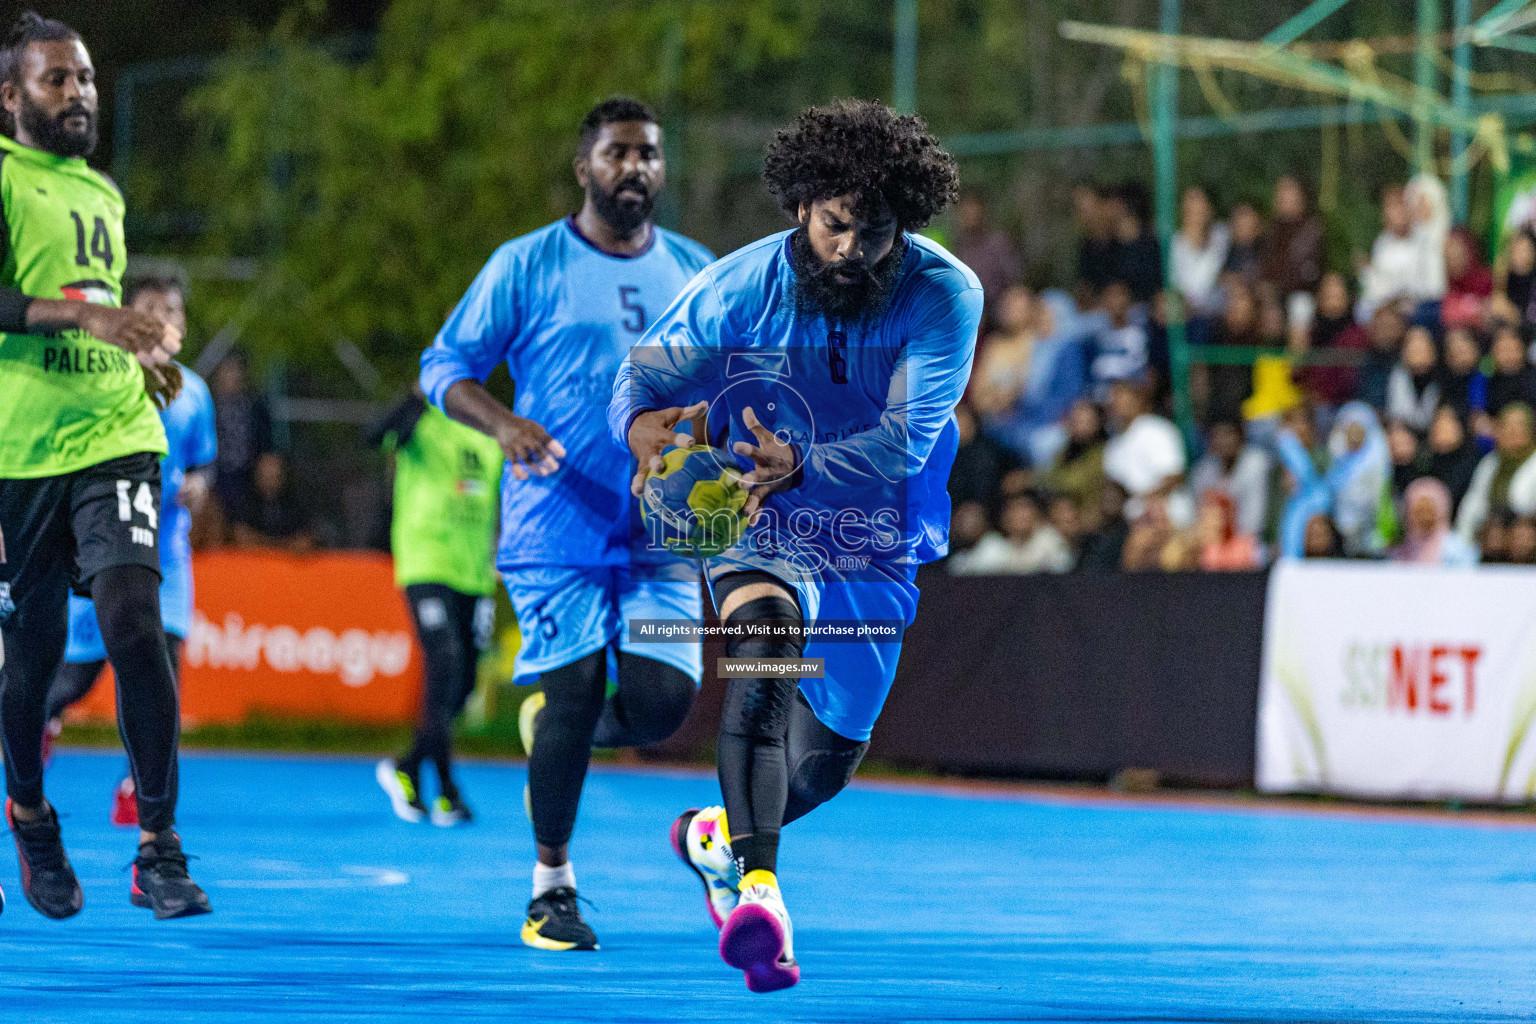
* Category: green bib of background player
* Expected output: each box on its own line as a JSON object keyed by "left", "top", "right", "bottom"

{"left": 389, "top": 405, "right": 504, "bottom": 596}
{"left": 0, "top": 134, "right": 166, "bottom": 478}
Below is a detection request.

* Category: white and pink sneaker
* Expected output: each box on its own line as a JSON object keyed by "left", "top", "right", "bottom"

{"left": 719, "top": 870, "right": 799, "bottom": 992}
{"left": 669, "top": 806, "right": 739, "bottom": 928}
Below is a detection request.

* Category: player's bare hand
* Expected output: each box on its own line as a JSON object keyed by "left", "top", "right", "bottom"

{"left": 627, "top": 401, "right": 707, "bottom": 495}
{"left": 494, "top": 415, "right": 566, "bottom": 481}
{"left": 730, "top": 405, "right": 800, "bottom": 523}
{"left": 78, "top": 304, "right": 181, "bottom": 364}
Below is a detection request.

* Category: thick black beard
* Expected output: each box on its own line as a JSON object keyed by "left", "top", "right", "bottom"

{"left": 589, "top": 175, "right": 654, "bottom": 237}
{"left": 789, "top": 229, "right": 907, "bottom": 326}
{"left": 19, "top": 95, "right": 95, "bottom": 158}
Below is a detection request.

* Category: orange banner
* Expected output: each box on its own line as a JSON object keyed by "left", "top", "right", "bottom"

{"left": 72, "top": 549, "right": 422, "bottom": 726}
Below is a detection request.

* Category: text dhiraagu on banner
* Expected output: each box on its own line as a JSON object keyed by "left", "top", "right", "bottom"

{"left": 1258, "top": 561, "right": 1536, "bottom": 802}
{"left": 72, "top": 549, "right": 421, "bottom": 726}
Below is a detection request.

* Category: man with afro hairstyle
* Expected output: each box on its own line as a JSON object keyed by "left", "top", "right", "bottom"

{"left": 612, "top": 99, "right": 981, "bottom": 991}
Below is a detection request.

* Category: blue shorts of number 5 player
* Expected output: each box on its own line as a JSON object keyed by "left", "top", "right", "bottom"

{"left": 504, "top": 563, "right": 704, "bottom": 688}
{"left": 706, "top": 545, "right": 919, "bottom": 744}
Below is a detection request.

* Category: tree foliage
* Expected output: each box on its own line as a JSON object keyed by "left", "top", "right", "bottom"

{"left": 177, "top": 0, "right": 1523, "bottom": 384}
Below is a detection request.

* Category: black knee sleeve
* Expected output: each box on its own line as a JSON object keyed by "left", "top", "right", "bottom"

{"left": 527, "top": 649, "right": 607, "bottom": 849}
{"left": 592, "top": 653, "right": 695, "bottom": 748}
{"left": 784, "top": 692, "right": 868, "bottom": 825}
{"left": 719, "top": 595, "right": 803, "bottom": 741}
{"left": 717, "top": 592, "right": 804, "bottom": 876}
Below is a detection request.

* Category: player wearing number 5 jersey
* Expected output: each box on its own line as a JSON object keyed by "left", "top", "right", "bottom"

{"left": 420, "top": 97, "right": 711, "bottom": 952}
{"left": 0, "top": 12, "right": 208, "bottom": 922}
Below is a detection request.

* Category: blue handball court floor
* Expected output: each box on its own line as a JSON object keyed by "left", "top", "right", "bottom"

{"left": 4, "top": 751, "right": 1535, "bottom": 1023}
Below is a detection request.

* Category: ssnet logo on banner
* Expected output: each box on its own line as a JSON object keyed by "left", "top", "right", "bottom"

{"left": 1259, "top": 562, "right": 1536, "bottom": 802}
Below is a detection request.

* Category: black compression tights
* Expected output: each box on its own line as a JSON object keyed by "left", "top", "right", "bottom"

{"left": 95, "top": 565, "right": 181, "bottom": 833}
{"left": 396, "top": 585, "right": 483, "bottom": 798}
{"left": 716, "top": 591, "right": 870, "bottom": 878}
{"left": 528, "top": 648, "right": 696, "bottom": 852}
{"left": 2, "top": 566, "right": 179, "bottom": 831}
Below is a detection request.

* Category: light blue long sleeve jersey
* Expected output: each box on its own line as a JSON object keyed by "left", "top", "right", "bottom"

{"left": 608, "top": 231, "right": 983, "bottom": 569}
{"left": 420, "top": 217, "right": 714, "bottom": 569}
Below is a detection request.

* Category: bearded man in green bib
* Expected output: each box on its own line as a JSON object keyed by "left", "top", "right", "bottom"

{"left": 0, "top": 11, "right": 210, "bottom": 921}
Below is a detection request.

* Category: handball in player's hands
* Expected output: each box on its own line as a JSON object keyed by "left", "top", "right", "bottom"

{"left": 493, "top": 413, "right": 565, "bottom": 480}
{"left": 731, "top": 406, "right": 800, "bottom": 524}
{"left": 628, "top": 401, "right": 708, "bottom": 496}
{"left": 142, "top": 360, "right": 183, "bottom": 410}
{"left": 641, "top": 444, "right": 748, "bottom": 558}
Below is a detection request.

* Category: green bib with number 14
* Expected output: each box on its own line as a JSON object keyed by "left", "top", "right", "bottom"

{"left": 0, "top": 134, "right": 166, "bottom": 478}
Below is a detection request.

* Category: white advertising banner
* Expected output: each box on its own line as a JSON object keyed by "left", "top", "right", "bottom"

{"left": 1259, "top": 561, "right": 1536, "bottom": 802}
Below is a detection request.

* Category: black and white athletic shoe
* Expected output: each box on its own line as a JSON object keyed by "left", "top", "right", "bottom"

{"left": 521, "top": 886, "right": 599, "bottom": 951}
{"left": 131, "top": 831, "right": 212, "bottom": 919}
{"left": 5, "top": 799, "right": 83, "bottom": 919}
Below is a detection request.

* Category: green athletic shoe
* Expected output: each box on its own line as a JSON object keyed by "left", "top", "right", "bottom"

{"left": 430, "top": 793, "right": 473, "bottom": 827}
{"left": 375, "top": 759, "right": 426, "bottom": 823}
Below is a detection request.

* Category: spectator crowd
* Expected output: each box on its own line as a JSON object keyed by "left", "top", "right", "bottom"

{"left": 946, "top": 174, "right": 1536, "bottom": 574}
{"left": 185, "top": 173, "right": 1536, "bottom": 577}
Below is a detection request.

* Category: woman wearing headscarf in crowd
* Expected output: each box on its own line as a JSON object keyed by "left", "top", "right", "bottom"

{"left": 1455, "top": 402, "right": 1536, "bottom": 544}
{"left": 1406, "top": 174, "right": 1451, "bottom": 320}
{"left": 1358, "top": 304, "right": 1408, "bottom": 413}
{"left": 1302, "top": 514, "right": 1345, "bottom": 558}
{"left": 947, "top": 400, "right": 1020, "bottom": 548}
{"left": 1504, "top": 514, "right": 1536, "bottom": 564}
{"left": 1358, "top": 184, "right": 1441, "bottom": 325}
{"left": 1276, "top": 401, "right": 1391, "bottom": 558}
{"left": 1425, "top": 404, "right": 1483, "bottom": 512}
{"left": 1208, "top": 275, "right": 1261, "bottom": 421}
{"left": 1196, "top": 489, "right": 1262, "bottom": 571}
{"left": 1222, "top": 202, "right": 1265, "bottom": 281}
{"left": 1442, "top": 227, "right": 1493, "bottom": 329}
{"left": 1437, "top": 326, "right": 1487, "bottom": 419}
{"left": 1385, "top": 418, "right": 1425, "bottom": 506}
{"left": 1260, "top": 175, "right": 1324, "bottom": 307}
{"left": 1385, "top": 325, "right": 1442, "bottom": 432}
{"left": 1496, "top": 230, "right": 1536, "bottom": 328}
{"left": 1295, "top": 272, "right": 1368, "bottom": 410}
{"left": 1393, "top": 477, "right": 1478, "bottom": 566}
{"left": 1040, "top": 398, "right": 1108, "bottom": 514}
{"left": 1483, "top": 324, "right": 1536, "bottom": 426}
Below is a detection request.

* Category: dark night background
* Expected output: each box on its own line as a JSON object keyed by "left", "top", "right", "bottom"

{"left": 16, "top": 0, "right": 389, "bottom": 165}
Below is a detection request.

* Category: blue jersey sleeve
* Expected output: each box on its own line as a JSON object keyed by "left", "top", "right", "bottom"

{"left": 800, "top": 278, "right": 982, "bottom": 493}
{"left": 420, "top": 241, "right": 528, "bottom": 411}
{"left": 607, "top": 272, "right": 730, "bottom": 448}
{"left": 182, "top": 370, "right": 218, "bottom": 470}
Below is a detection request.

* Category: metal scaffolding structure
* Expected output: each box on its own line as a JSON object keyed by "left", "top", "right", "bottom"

{"left": 888, "top": 0, "right": 1536, "bottom": 441}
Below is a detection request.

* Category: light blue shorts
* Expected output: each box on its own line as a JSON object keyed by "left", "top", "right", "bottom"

{"left": 504, "top": 563, "right": 704, "bottom": 686}
{"left": 65, "top": 553, "right": 192, "bottom": 663}
{"left": 705, "top": 546, "right": 919, "bottom": 743}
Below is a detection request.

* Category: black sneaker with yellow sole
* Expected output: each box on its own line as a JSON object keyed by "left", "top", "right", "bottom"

{"left": 521, "top": 886, "right": 598, "bottom": 951}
